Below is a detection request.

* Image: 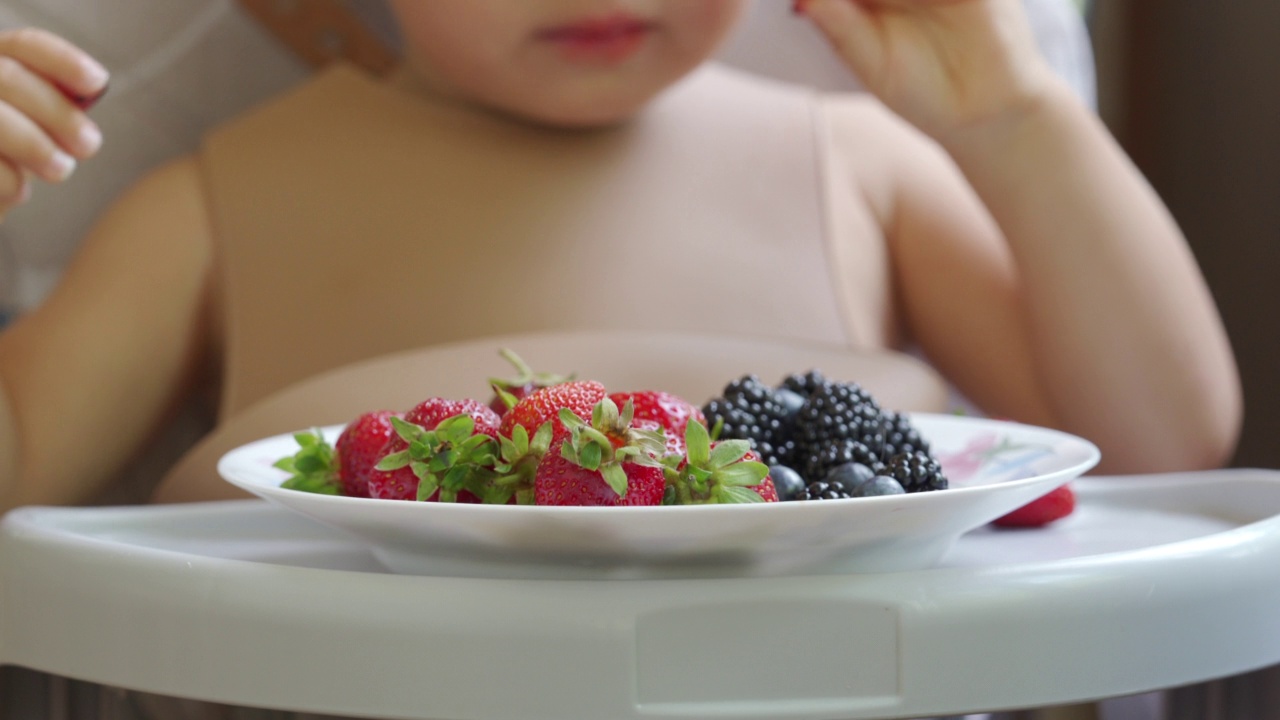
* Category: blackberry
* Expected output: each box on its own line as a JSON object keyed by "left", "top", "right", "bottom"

{"left": 780, "top": 369, "right": 827, "bottom": 398}
{"left": 884, "top": 451, "right": 948, "bottom": 493}
{"left": 792, "top": 381, "right": 886, "bottom": 461}
{"left": 802, "top": 439, "right": 884, "bottom": 485}
{"left": 701, "top": 375, "right": 796, "bottom": 466}
{"left": 801, "top": 480, "right": 853, "bottom": 501}
{"left": 881, "top": 411, "right": 931, "bottom": 459}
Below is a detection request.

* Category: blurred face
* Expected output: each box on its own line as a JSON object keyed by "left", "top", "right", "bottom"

{"left": 387, "top": 0, "right": 745, "bottom": 127}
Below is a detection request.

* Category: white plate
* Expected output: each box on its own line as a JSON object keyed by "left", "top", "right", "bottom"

{"left": 218, "top": 413, "right": 1099, "bottom": 579}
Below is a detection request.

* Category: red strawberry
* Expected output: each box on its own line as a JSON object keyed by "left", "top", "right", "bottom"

{"left": 610, "top": 390, "right": 706, "bottom": 439}
{"left": 486, "top": 348, "right": 575, "bottom": 415}
{"left": 739, "top": 449, "right": 779, "bottom": 502}
{"left": 992, "top": 484, "right": 1076, "bottom": 528}
{"left": 664, "top": 420, "right": 777, "bottom": 504}
{"left": 635, "top": 418, "right": 685, "bottom": 458}
{"left": 370, "top": 398, "right": 501, "bottom": 502}
{"left": 532, "top": 397, "right": 667, "bottom": 506}
{"left": 534, "top": 451, "right": 665, "bottom": 506}
{"left": 335, "top": 410, "right": 401, "bottom": 498}
{"left": 403, "top": 398, "right": 501, "bottom": 439}
{"left": 499, "top": 380, "right": 607, "bottom": 443}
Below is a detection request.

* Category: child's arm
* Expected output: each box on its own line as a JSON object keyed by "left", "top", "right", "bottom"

{"left": 0, "top": 28, "right": 106, "bottom": 219}
{"left": 800, "top": 0, "right": 1241, "bottom": 472}
{"left": 0, "top": 156, "right": 215, "bottom": 510}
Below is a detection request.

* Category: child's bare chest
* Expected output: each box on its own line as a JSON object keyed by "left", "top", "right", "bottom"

{"left": 202, "top": 64, "right": 882, "bottom": 412}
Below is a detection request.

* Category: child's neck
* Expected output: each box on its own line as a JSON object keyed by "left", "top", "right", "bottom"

{"left": 380, "top": 63, "right": 640, "bottom": 136}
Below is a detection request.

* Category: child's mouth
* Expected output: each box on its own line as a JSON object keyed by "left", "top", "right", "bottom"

{"left": 535, "top": 13, "right": 656, "bottom": 65}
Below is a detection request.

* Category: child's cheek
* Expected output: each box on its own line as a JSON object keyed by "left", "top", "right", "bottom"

{"left": 674, "top": 0, "right": 747, "bottom": 39}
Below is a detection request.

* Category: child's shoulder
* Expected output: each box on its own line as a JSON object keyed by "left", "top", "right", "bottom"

{"left": 818, "top": 90, "right": 970, "bottom": 217}
{"left": 821, "top": 91, "right": 948, "bottom": 171}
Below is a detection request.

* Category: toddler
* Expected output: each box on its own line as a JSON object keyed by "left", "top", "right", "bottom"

{"left": 0, "top": 0, "right": 1242, "bottom": 509}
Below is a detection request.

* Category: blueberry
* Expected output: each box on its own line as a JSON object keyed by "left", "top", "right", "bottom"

{"left": 824, "top": 462, "right": 876, "bottom": 495}
{"left": 768, "top": 464, "right": 806, "bottom": 501}
{"left": 774, "top": 388, "right": 806, "bottom": 418}
{"left": 852, "top": 476, "right": 906, "bottom": 497}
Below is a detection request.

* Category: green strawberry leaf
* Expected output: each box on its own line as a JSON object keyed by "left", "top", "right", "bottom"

{"left": 662, "top": 485, "right": 678, "bottom": 505}
{"left": 276, "top": 428, "right": 340, "bottom": 495}
{"left": 721, "top": 486, "right": 766, "bottom": 504}
{"left": 617, "top": 399, "right": 635, "bottom": 428}
{"left": 376, "top": 450, "right": 411, "bottom": 471}
{"left": 707, "top": 439, "right": 751, "bottom": 470}
{"left": 491, "top": 383, "right": 520, "bottom": 412}
{"left": 714, "top": 461, "right": 770, "bottom": 487}
{"left": 709, "top": 417, "right": 725, "bottom": 441}
{"left": 530, "top": 422, "right": 553, "bottom": 454}
{"left": 281, "top": 474, "right": 341, "bottom": 495}
{"left": 685, "top": 420, "right": 711, "bottom": 467}
{"left": 601, "top": 463, "right": 628, "bottom": 498}
{"left": 437, "top": 415, "right": 475, "bottom": 445}
{"left": 410, "top": 460, "right": 433, "bottom": 479}
{"left": 429, "top": 449, "right": 455, "bottom": 473}
{"left": 416, "top": 472, "right": 440, "bottom": 502}
{"left": 441, "top": 464, "right": 471, "bottom": 492}
{"left": 390, "top": 416, "right": 422, "bottom": 443}
{"left": 292, "top": 431, "right": 320, "bottom": 449}
{"left": 592, "top": 396, "right": 620, "bottom": 428}
{"left": 558, "top": 407, "right": 588, "bottom": 432}
{"left": 578, "top": 441, "right": 603, "bottom": 471}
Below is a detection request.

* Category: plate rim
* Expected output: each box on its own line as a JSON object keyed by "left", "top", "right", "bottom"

{"left": 217, "top": 412, "right": 1101, "bottom": 514}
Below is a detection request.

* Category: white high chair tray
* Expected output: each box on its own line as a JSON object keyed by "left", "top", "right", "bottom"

{"left": 4, "top": 469, "right": 1280, "bottom": 720}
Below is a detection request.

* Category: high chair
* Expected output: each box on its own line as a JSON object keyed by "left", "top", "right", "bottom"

{"left": 2, "top": 3, "right": 1273, "bottom": 720}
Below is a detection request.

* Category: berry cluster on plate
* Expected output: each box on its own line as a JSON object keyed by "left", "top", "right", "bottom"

{"left": 702, "top": 370, "right": 947, "bottom": 501}
{"left": 274, "top": 350, "right": 948, "bottom": 506}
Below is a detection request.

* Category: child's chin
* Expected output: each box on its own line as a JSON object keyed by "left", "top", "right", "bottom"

{"left": 503, "top": 97, "right": 649, "bottom": 130}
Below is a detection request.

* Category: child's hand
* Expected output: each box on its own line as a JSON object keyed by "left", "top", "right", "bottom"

{"left": 796, "top": 0, "right": 1057, "bottom": 141}
{"left": 0, "top": 28, "right": 107, "bottom": 219}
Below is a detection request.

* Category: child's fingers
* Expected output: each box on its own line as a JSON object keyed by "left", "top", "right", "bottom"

{"left": 799, "top": 0, "right": 884, "bottom": 80}
{"left": 0, "top": 28, "right": 109, "bottom": 101}
{"left": 0, "top": 100, "right": 77, "bottom": 184}
{"left": 0, "top": 159, "right": 30, "bottom": 215}
{"left": 0, "top": 56, "right": 101, "bottom": 158}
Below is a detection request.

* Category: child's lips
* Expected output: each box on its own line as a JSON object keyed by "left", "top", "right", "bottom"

{"left": 535, "top": 13, "right": 656, "bottom": 64}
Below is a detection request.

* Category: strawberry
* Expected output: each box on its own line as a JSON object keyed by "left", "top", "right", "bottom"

{"left": 371, "top": 398, "right": 501, "bottom": 502}
{"left": 992, "top": 483, "right": 1076, "bottom": 528}
{"left": 533, "top": 397, "right": 667, "bottom": 506}
{"left": 534, "top": 451, "right": 665, "bottom": 506}
{"left": 739, "top": 449, "right": 779, "bottom": 502}
{"left": 490, "top": 420, "right": 555, "bottom": 505}
{"left": 403, "top": 398, "right": 501, "bottom": 439}
{"left": 274, "top": 428, "right": 341, "bottom": 495}
{"left": 487, "top": 348, "right": 575, "bottom": 415}
{"left": 610, "top": 390, "right": 706, "bottom": 439}
{"left": 334, "top": 410, "right": 401, "bottom": 498}
{"left": 635, "top": 418, "right": 686, "bottom": 458}
{"left": 273, "top": 412, "right": 406, "bottom": 498}
{"left": 664, "top": 420, "right": 777, "bottom": 504}
{"left": 499, "top": 380, "right": 607, "bottom": 443}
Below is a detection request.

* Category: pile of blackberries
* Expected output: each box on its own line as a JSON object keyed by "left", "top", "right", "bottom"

{"left": 701, "top": 371, "right": 948, "bottom": 501}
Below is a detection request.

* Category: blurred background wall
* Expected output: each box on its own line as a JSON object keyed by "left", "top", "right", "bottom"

{"left": 1093, "top": 0, "right": 1280, "bottom": 469}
